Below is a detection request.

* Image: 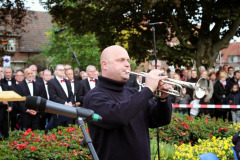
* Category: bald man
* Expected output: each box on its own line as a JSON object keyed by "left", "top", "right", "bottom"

{"left": 17, "top": 68, "right": 43, "bottom": 130}
{"left": 83, "top": 45, "right": 172, "bottom": 160}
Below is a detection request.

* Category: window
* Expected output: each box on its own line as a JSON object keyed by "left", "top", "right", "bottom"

{"left": 233, "top": 56, "right": 238, "bottom": 63}
{"left": 3, "top": 38, "right": 15, "bottom": 52}
{"left": 228, "top": 56, "right": 232, "bottom": 63}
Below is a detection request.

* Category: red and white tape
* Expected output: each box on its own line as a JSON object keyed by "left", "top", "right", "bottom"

{"left": 173, "top": 104, "right": 240, "bottom": 109}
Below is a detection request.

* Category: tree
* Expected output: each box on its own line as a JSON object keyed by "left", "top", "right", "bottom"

{"left": 41, "top": 26, "right": 101, "bottom": 71}
{"left": 0, "top": 0, "right": 34, "bottom": 66}
{"left": 43, "top": 0, "right": 240, "bottom": 70}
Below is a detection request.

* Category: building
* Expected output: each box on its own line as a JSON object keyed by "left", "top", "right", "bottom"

{"left": 1, "top": 11, "right": 52, "bottom": 71}
{"left": 215, "top": 42, "right": 240, "bottom": 71}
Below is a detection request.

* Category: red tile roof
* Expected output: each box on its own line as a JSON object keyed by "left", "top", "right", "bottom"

{"left": 220, "top": 42, "right": 240, "bottom": 61}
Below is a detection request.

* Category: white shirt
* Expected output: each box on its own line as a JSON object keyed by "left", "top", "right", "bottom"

{"left": 88, "top": 77, "right": 96, "bottom": 90}
{"left": 26, "top": 79, "right": 34, "bottom": 96}
{"left": 56, "top": 76, "right": 68, "bottom": 97}
{"left": 0, "top": 85, "right": 2, "bottom": 92}
{"left": 7, "top": 78, "right": 12, "bottom": 86}
{"left": 44, "top": 80, "right": 49, "bottom": 99}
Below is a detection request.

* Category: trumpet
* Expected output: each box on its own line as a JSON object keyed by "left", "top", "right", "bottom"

{"left": 126, "top": 70, "right": 207, "bottom": 98}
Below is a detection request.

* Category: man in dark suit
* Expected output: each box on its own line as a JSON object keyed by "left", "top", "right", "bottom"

{"left": 65, "top": 68, "right": 80, "bottom": 107}
{"left": 47, "top": 64, "right": 74, "bottom": 129}
{"left": 29, "top": 64, "right": 43, "bottom": 83}
{"left": 0, "top": 73, "right": 12, "bottom": 138}
{"left": 17, "top": 68, "right": 42, "bottom": 131}
{"left": 38, "top": 69, "right": 52, "bottom": 130}
{"left": 1, "top": 67, "right": 16, "bottom": 89}
{"left": 10, "top": 70, "right": 24, "bottom": 131}
{"left": 78, "top": 65, "right": 98, "bottom": 105}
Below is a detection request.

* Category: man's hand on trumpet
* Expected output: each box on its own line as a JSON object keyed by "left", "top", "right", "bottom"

{"left": 145, "top": 69, "right": 173, "bottom": 99}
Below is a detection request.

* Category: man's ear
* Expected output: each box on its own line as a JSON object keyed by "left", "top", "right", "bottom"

{"left": 101, "top": 60, "right": 108, "bottom": 71}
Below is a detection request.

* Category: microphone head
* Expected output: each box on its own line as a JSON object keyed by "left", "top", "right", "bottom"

{"left": 25, "top": 96, "right": 47, "bottom": 112}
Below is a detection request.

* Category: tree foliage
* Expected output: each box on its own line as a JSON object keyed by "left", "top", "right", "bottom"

{"left": 41, "top": 26, "right": 101, "bottom": 71}
{"left": 43, "top": 0, "right": 240, "bottom": 70}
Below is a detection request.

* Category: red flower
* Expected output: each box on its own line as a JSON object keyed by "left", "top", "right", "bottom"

{"left": 17, "top": 143, "right": 26, "bottom": 150}
{"left": 187, "top": 116, "right": 193, "bottom": 121}
{"left": 23, "top": 132, "right": 28, "bottom": 137}
{"left": 31, "top": 133, "right": 35, "bottom": 137}
{"left": 13, "top": 141, "right": 17, "bottom": 145}
{"left": 205, "top": 117, "right": 209, "bottom": 122}
{"left": 180, "top": 141, "right": 184, "bottom": 145}
{"left": 224, "top": 127, "right": 228, "bottom": 131}
{"left": 50, "top": 134, "right": 56, "bottom": 140}
{"left": 30, "top": 146, "right": 37, "bottom": 151}
{"left": 209, "top": 133, "right": 212, "bottom": 137}
{"left": 26, "top": 128, "right": 32, "bottom": 133}
{"left": 190, "top": 140, "right": 193, "bottom": 143}
{"left": 58, "top": 130, "right": 62, "bottom": 135}
{"left": 67, "top": 126, "right": 75, "bottom": 132}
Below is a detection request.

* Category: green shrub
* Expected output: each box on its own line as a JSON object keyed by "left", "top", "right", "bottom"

{"left": 150, "top": 113, "right": 237, "bottom": 145}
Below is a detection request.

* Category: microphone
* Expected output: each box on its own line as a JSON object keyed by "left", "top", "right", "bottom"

{"left": 25, "top": 96, "right": 102, "bottom": 122}
{"left": 143, "top": 22, "right": 164, "bottom": 27}
{"left": 54, "top": 26, "right": 67, "bottom": 34}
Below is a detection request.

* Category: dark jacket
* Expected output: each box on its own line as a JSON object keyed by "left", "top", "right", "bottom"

{"left": 16, "top": 80, "right": 43, "bottom": 113}
{"left": 48, "top": 78, "right": 73, "bottom": 104}
{"left": 213, "top": 80, "right": 227, "bottom": 104}
{"left": 226, "top": 91, "right": 240, "bottom": 110}
{"left": 77, "top": 78, "right": 98, "bottom": 105}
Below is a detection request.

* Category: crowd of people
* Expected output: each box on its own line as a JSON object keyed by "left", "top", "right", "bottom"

{"left": 0, "top": 60, "right": 238, "bottom": 138}
{"left": 0, "top": 64, "right": 99, "bottom": 138}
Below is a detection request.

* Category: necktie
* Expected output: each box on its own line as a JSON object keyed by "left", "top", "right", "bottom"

{"left": 70, "top": 80, "right": 74, "bottom": 83}
{"left": 28, "top": 81, "right": 33, "bottom": 83}
{"left": 46, "top": 82, "right": 48, "bottom": 85}
{"left": 90, "top": 79, "right": 95, "bottom": 82}
{"left": 61, "top": 79, "right": 65, "bottom": 83}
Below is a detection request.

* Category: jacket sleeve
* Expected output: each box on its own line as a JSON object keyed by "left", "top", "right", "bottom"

{"left": 205, "top": 80, "right": 213, "bottom": 101}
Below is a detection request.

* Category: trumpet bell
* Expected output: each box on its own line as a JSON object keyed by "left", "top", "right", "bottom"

{"left": 195, "top": 78, "right": 208, "bottom": 99}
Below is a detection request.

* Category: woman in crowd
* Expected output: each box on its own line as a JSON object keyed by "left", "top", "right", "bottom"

{"left": 213, "top": 72, "right": 228, "bottom": 120}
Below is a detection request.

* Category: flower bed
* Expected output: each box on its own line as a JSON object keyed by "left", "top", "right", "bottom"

{"left": 0, "top": 126, "right": 92, "bottom": 159}
{"left": 151, "top": 136, "right": 234, "bottom": 160}
{"left": 150, "top": 114, "right": 237, "bottom": 145}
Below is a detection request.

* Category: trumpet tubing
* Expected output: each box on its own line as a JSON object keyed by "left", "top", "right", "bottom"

{"left": 126, "top": 70, "right": 207, "bottom": 98}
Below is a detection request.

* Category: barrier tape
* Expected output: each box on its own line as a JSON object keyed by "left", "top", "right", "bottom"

{"left": 173, "top": 104, "right": 240, "bottom": 109}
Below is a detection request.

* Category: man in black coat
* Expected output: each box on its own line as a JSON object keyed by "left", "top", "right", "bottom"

{"left": 29, "top": 64, "right": 43, "bottom": 83}
{"left": 47, "top": 64, "right": 74, "bottom": 128}
{"left": 0, "top": 74, "right": 12, "bottom": 138}
{"left": 1, "top": 67, "right": 16, "bottom": 89}
{"left": 38, "top": 69, "right": 53, "bottom": 130}
{"left": 65, "top": 68, "right": 81, "bottom": 106}
{"left": 78, "top": 65, "right": 98, "bottom": 105}
{"left": 83, "top": 45, "right": 172, "bottom": 160}
{"left": 10, "top": 70, "right": 24, "bottom": 131}
{"left": 17, "top": 68, "right": 42, "bottom": 130}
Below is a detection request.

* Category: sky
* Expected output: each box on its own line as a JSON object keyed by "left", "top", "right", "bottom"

{"left": 25, "top": 0, "right": 47, "bottom": 12}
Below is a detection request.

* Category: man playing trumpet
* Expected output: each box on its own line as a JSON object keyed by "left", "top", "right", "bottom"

{"left": 83, "top": 45, "right": 172, "bottom": 160}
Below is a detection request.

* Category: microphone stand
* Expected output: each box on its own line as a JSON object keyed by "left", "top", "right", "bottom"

{"left": 152, "top": 26, "right": 161, "bottom": 160}
{"left": 151, "top": 22, "right": 168, "bottom": 160}
{"left": 77, "top": 117, "right": 99, "bottom": 160}
{"left": 61, "top": 30, "right": 80, "bottom": 106}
